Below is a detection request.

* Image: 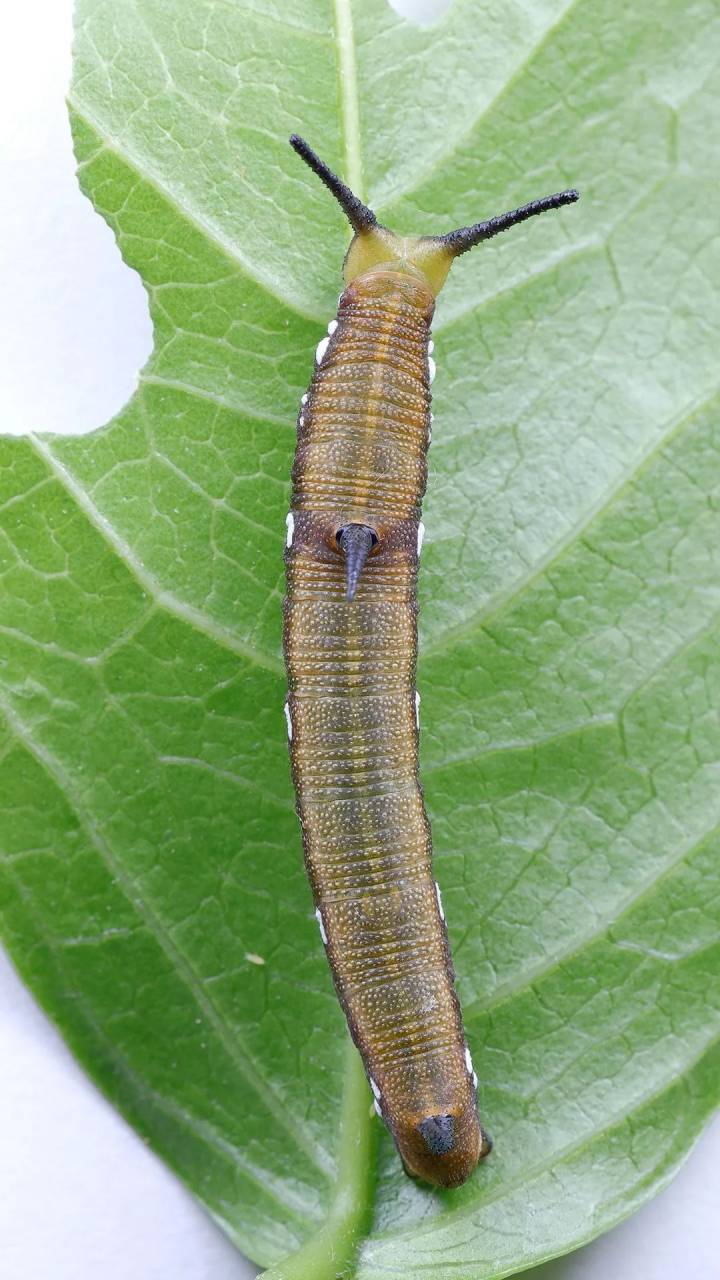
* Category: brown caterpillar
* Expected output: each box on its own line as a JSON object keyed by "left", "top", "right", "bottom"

{"left": 282, "top": 136, "right": 578, "bottom": 1187}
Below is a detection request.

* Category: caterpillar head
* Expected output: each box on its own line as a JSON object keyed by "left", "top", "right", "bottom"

{"left": 289, "top": 134, "right": 578, "bottom": 299}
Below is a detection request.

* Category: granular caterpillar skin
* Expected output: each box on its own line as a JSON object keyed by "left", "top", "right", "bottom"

{"left": 283, "top": 136, "right": 578, "bottom": 1188}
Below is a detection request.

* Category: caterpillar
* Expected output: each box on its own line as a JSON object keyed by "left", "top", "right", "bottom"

{"left": 283, "top": 135, "right": 578, "bottom": 1188}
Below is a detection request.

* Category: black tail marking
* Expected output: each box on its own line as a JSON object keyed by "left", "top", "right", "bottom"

{"left": 418, "top": 1114, "right": 455, "bottom": 1156}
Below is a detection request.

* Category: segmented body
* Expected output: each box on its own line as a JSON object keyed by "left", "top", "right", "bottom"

{"left": 283, "top": 268, "right": 482, "bottom": 1185}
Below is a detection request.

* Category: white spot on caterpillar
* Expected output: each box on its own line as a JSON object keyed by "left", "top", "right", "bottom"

{"left": 428, "top": 356, "right": 437, "bottom": 383}
{"left": 301, "top": 393, "right": 308, "bottom": 405}
{"left": 245, "top": 952, "right": 265, "bottom": 966}
{"left": 472, "top": 1071, "right": 478, "bottom": 1089}
{"left": 415, "top": 690, "right": 421, "bottom": 729}
{"left": 435, "top": 880, "right": 445, "bottom": 921}
{"left": 373, "top": 1098, "right": 382, "bottom": 1118}
{"left": 285, "top": 512, "right": 295, "bottom": 548}
{"left": 298, "top": 413, "right": 304, "bottom": 428}
{"left": 283, "top": 701, "right": 293, "bottom": 740}
{"left": 315, "top": 336, "right": 330, "bottom": 364}
{"left": 315, "top": 907, "right": 328, "bottom": 945}
{"left": 327, "top": 319, "right": 338, "bottom": 334}
{"left": 417, "top": 522, "right": 425, "bottom": 556}
{"left": 427, "top": 339, "right": 434, "bottom": 354}
{"left": 369, "top": 1077, "right": 381, "bottom": 1101}
{"left": 465, "top": 1046, "right": 474, "bottom": 1076}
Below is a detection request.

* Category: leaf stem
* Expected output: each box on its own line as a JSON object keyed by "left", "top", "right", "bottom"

{"left": 259, "top": 1039, "right": 377, "bottom": 1280}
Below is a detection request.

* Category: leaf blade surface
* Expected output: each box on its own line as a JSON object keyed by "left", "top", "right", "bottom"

{"left": 1, "top": 0, "right": 719, "bottom": 1275}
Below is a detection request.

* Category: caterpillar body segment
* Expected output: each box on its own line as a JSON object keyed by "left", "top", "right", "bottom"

{"left": 283, "top": 136, "right": 578, "bottom": 1187}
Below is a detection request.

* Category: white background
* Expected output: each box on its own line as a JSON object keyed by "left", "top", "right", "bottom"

{"left": 1, "top": 2, "right": 718, "bottom": 1277}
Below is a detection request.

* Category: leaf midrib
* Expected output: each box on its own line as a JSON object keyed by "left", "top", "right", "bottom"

{"left": 334, "top": 0, "right": 364, "bottom": 199}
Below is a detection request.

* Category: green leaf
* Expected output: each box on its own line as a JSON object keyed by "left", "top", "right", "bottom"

{"left": 1, "top": 0, "right": 719, "bottom": 1277}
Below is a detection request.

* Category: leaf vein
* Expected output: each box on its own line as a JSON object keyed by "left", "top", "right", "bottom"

{"left": 0, "top": 691, "right": 330, "bottom": 1176}
{"left": 29, "top": 434, "right": 284, "bottom": 676}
